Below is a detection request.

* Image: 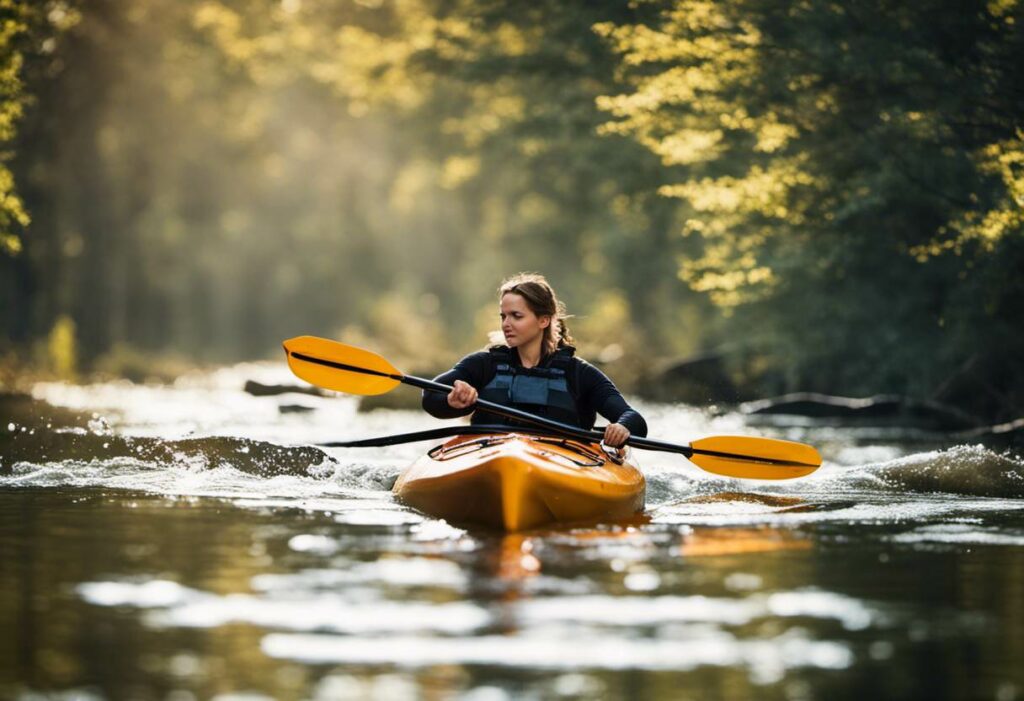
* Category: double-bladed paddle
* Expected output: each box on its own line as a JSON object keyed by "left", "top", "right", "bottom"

{"left": 283, "top": 335, "right": 823, "bottom": 480}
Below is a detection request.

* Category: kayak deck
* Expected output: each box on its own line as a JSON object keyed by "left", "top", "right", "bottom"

{"left": 393, "top": 433, "right": 645, "bottom": 531}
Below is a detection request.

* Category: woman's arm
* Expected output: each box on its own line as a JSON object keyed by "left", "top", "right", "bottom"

{"left": 577, "top": 361, "right": 648, "bottom": 438}
{"left": 421, "top": 351, "right": 491, "bottom": 419}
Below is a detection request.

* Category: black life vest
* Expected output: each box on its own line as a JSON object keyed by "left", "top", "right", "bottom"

{"left": 474, "top": 346, "right": 582, "bottom": 428}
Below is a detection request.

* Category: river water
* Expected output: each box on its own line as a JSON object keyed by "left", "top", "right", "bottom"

{"left": 2, "top": 363, "right": 1023, "bottom": 701}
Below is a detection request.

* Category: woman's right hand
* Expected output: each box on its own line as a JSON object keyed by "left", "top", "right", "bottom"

{"left": 447, "top": 380, "right": 478, "bottom": 409}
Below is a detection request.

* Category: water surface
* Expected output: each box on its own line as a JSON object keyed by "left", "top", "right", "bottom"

{"left": 2, "top": 364, "right": 1023, "bottom": 700}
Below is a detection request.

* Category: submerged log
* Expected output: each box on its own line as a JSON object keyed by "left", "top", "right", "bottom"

{"left": 244, "top": 380, "right": 325, "bottom": 398}
{"left": 278, "top": 404, "right": 315, "bottom": 414}
{"left": 741, "top": 392, "right": 980, "bottom": 430}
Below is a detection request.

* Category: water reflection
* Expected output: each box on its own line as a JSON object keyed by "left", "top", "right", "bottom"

{"left": 495, "top": 534, "right": 542, "bottom": 581}
{"left": 3, "top": 376, "right": 1024, "bottom": 701}
{"left": 680, "top": 526, "right": 813, "bottom": 558}
{"left": 4, "top": 484, "right": 1023, "bottom": 700}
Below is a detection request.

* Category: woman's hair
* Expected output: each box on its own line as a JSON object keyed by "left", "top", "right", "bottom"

{"left": 494, "top": 272, "right": 575, "bottom": 356}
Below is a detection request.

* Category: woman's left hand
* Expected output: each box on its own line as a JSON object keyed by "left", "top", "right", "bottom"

{"left": 603, "top": 423, "right": 630, "bottom": 448}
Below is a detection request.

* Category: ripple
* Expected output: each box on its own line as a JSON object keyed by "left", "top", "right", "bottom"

{"left": 890, "top": 523, "right": 1024, "bottom": 546}
{"left": 251, "top": 558, "right": 468, "bottom": 591}
{"left": 515, "top": 589, "right": 877, "bottom": 631}
{"left": 261, "top": 630, "right": 854, "bottom": 680}
{"left": 77, "top": 580, "right": 490, "bottom": 635}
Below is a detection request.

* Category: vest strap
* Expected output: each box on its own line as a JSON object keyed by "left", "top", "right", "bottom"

{"left": 478, "top": 346, "right": 581, "bottom": 427}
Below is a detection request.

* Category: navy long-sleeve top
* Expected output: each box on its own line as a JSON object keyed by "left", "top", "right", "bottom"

{"left": 422, "top": 348, "right": 648, "bottom": 437}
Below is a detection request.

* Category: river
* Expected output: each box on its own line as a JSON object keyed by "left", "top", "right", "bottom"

{"left": 2, "top": 362, "right": 1023, "bottom": 700}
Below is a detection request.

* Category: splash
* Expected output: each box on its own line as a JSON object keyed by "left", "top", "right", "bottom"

{"left": 842, "top": 444, "right": 1024, "bottom": 498}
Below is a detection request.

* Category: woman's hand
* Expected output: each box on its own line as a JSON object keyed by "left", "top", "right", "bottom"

{"left": 447, "top": 380, "right": 478, "bottom": 409}
{"left": 603, "top": 423, "right": 630, "bottom": 448}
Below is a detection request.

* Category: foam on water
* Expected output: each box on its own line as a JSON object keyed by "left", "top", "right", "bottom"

{"left": 650, "top": 492, "right": 1024, "bottom": 528}
{"left": 4, "top": 428, "right": 1023, "bottom": 531}
{"left": 850, "top": 443, "right": 1024, "bottom": 497}
{"left": 642, "top": 444, "right": 1024, "bottom": 509}
{"left": 5, "top": 372, "right": 1023, "bottom": 532}
{"left": 5, "top": 455, "right": 384, "bottom": 498}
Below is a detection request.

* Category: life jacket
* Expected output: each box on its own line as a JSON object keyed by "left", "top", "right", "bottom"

{"left": 475, "top": 346, "right": 582, "bottom": 427}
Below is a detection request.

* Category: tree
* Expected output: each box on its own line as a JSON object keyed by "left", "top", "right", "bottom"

{"left": 598, "top": 0, "right": 1024, "bottom": 418}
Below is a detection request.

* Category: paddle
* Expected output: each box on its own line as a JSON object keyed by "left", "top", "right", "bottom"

{"left": 283, "top": 335, "right": 822, "bottom": 479}
{"left": 322, "top": 425, "right": 557, "bottom": 448}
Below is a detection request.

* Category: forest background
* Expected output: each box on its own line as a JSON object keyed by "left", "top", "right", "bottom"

{"left": 1, "top": 0, "right": 1022, "bottom": 424}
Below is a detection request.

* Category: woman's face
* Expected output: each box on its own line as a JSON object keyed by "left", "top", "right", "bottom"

{"left": 500, "top": 293, "right": 550, "bottom": 349}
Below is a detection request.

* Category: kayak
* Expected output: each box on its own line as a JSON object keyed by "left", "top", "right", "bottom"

{"left": 393, "top": 432, "right": 645, "bottom": 531}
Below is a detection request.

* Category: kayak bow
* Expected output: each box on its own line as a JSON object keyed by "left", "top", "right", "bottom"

{"left": 394, "top": 432, "right": 645, "bottom": 531}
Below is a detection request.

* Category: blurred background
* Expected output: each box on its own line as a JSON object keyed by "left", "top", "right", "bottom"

{"left": 3, "top": 5, "right": 1024, "bottom": 700}
{"left": 1, "top": 0, "right": 1022, "bottom": 422}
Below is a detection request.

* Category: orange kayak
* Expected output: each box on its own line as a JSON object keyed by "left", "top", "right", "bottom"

{"left": 393, "top": 433, "right": 645, "bottom": 531}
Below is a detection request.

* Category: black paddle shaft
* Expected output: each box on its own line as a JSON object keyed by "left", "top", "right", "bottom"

{"left": 287, "top": 350, "right": 676, "bottom": 452}
{"left": 322, "top": 424, "right": 586, "bottom": 448}
{"left": 290, "top": 350, "right": 812, "bottom": 465}
{"left": 403, "top": 375, "right": 818, "bottom": 467}
{"left": 398, "top": 374, "right": 695, "bottom": 457}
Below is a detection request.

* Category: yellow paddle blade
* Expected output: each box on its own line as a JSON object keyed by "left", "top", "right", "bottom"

{"left": 282, "top": 336, "right": 402, "bottom": 396}
{"left": 688, "top": 435, "right": 822, "bottom": 480}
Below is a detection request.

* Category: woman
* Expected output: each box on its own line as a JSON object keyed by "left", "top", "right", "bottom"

{"left": 422, "top": 273, "right": 647, "bottom": 447}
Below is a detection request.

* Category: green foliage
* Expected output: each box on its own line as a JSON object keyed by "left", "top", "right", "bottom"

{"left": 599, "top": 0, "right": 1024, "bottom": 418}
{"left": 93, "top": 343, "right": 191, "bottom": 384}
{"left": 2, "top": 0, "right": 709, "bottom": 372}
{"left": 0, "top": 0, "right": 1021, "bottom": 420}
{"left": 45, "top": 314, "right": 75, "bottom": 379}
{"left": 0, "top": 0, "right": 40, "bottom": 255}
